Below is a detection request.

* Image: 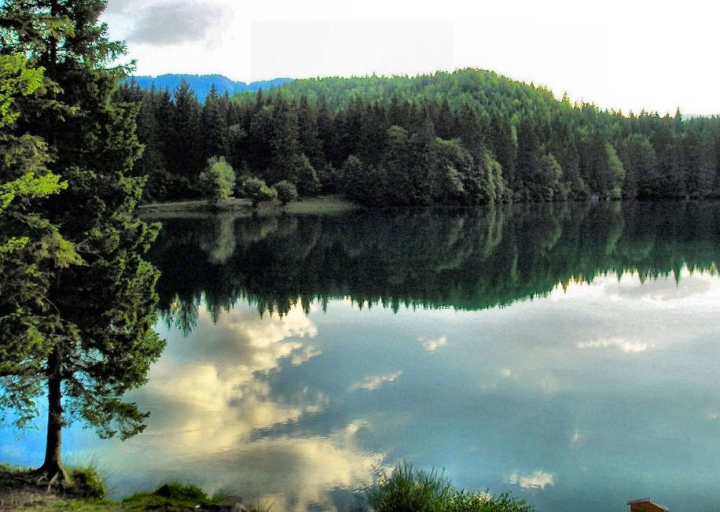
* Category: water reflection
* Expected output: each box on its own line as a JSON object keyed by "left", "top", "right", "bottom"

{"left": 110, "top": 267, "right": 719, "bottom": 512}
{"left": 3, "top": 202, "right": 720, "bottom": 512}
{"left": 71, "top": 302, "right": 383, "bottom": 511}
{"left": 149, "top": 202, "right": 719, "bottom": 326}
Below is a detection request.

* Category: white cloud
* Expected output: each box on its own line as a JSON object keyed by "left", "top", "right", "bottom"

{"left": 348, "top": 371, "right": 402, "bottom": 392}
{"left": 419, "top": 335, "right": 447, "bottom": 353}
{"left": 104, "top": 0, "right": 720, "bottom": 114}
{"left": 110, "top": 0, "right": 232, "bottom": 46}
{"left": 124, "top": 302, "right": 322, "bottom": 453}
{"left": 71, "top": 301, "right": 386, "bottom": 511}
{"left": 576, "top": 337, "right": 652, "bottom": 353}
{"left": 507, "top": 470, "right": 555, "bottom": 489}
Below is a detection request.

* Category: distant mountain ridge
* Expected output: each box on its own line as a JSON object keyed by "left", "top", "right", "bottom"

{"left": 126, "top": 74, "right": 292, "bottom": 102}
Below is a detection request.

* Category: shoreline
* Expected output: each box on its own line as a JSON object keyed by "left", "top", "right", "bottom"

{"left": 137, "top": 195, "right": 357, "bottom": 218}
{"left": 0, "top": 464, "right": 257, "bottom": 511}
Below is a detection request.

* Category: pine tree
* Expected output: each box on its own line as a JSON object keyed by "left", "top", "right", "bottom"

{"left": 168, "top": 80, "right": 203, "bottom": 195}
{"left": 200, "top": 83, "right": 229, "bottom": 162}
{"left": 0, "top": 0, "right": 165, "bottom": 484}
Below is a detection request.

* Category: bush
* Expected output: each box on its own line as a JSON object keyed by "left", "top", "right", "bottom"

{"left": 355, "top": 462, "right": 535, "bottom": 512}
{"left": 67, "top": 465, "right": 106, "bottom": 499}
{"left": 243, "top": 176, "right": 277, "bottom": 207}
{"left": 200, "top": 156, "right": 236, "bottom": 206}
{"left": 275, "top": 180, "right": 299, "bottom": 206}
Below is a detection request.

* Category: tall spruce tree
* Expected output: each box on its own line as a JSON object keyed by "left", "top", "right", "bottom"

{"left": 0, "top": 0, "right": 165, "bottom": 484}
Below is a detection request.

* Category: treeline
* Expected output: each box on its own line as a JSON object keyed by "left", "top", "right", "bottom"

{"left": 118, "top": 69, "right": 720, "bottom": 205}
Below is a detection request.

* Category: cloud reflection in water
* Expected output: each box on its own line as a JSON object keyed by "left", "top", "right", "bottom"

{"left": 60, "top": 268, "right": 720, "bottom": 512}
{"left": 72, "top": 302, "right": 383, "bottom": 511}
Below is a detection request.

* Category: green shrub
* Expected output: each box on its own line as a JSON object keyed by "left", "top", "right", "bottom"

{"left": 200, "top": 156, "right": 236, "bottom": 206}
{"left": 243, "top": 176, "right": 277, "bottom": 207}
{"left": 67, "top": 465, "right": 106, "bottom": 499}
{"left": 275, "top": 180, "right": 299, "bottom": 206}
{"left": 355, "top": 462, "right": 535, "bottom": 512}
{"left": 360, "top": 462, "right": 453, "bottom": 512}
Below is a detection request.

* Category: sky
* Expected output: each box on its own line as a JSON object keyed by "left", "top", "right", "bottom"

{"left": 103, "top": 0, "right": 717, "bottom": 116}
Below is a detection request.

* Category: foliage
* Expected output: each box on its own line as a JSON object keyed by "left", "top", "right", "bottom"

{"left": 0, "top": 467, "right": 274, "bottom": 511}
{"left": 199, "top": 156, "right": 235, "bottom": 206}
{"left": 0, "top": 463, "right": 108, "bottom": 506}
{"left": 355, "top": 462, "right": 534, "bottom": 512}
{"left": 121, "top": 482, "right": 274, "bottom": 511}
{"left": 274, "top": 179, "right": 299, "bottom": 205}
{"left": 0, "top": 0, "right": 165, "bottom": 483}
{"left": 66, "top": 466, "right": 107, "bottom": 499}
{"left": 120, "top": 67, "right": 720, "bottom": 206}
{"left": 243, "top": 176, "right": 277, "bottom": 207}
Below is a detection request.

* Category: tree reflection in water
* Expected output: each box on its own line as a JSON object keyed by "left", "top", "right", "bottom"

{"left": 147, "top": 201, "right": 720, "bottom": 332}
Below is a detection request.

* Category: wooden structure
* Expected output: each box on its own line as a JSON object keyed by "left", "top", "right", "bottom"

{"left": 628, "top": 498, "right": 669, "bottom": 512}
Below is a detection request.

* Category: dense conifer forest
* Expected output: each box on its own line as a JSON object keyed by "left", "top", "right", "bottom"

{"left": 118, "top": 69, "right": 720, "bottom": 206}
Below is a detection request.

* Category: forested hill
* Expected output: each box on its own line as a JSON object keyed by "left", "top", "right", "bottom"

{"left": 116, "top": 68, "right": 720, "bottom": 204}
{"left": 127, "top": 74, "right": 291, "bottom": 102}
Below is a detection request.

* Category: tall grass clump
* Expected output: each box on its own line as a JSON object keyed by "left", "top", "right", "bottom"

{"left": 356, "top": 462, "right": 535, "bottom": 512}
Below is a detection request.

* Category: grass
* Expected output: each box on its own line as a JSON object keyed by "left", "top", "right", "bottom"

{"left": 121, "top": 481, "right": 216, "bottom": 510}
{"left": 0, "top": 463, "right": 114, "bottom": 511}
{"left": 137, "top": 194, "right": 357, "bottom": 218}
{"left": 0, "top": 465, "right": 268, "bottom": 511}
{"left": 284, "top": 194, "right": 357, "bottom": 214}
{"left": 1, "top": 461, "right": 530, "bottom": 511}
{"left": 355, "top": 462, "right": 536, "bottom": 512}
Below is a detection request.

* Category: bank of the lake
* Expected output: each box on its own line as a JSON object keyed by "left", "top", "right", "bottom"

{"left": 0, "top": 464, "right": 260, "bottom": 511}
{"left": 137, "top": 195, "right": 357, "bottom": 218}
{"left": 0, "top": 462, "right": 535, "bottom": 512}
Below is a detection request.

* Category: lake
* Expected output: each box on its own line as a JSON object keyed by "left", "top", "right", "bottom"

{"left": 2, "top": 201, "right": 720, "bottom": 511}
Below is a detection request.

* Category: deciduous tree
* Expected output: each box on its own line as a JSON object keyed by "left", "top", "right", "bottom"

{"left": 200, "top": 156, "right": 235, "bottom": 207}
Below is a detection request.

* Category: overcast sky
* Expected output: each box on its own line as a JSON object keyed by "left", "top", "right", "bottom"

{"left": 102, "top": 0, "right": 718, "bottom": 116}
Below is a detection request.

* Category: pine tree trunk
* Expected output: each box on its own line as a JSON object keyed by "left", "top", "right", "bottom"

{"left": 35, "top": 343, "right": 68, "bottom": 483}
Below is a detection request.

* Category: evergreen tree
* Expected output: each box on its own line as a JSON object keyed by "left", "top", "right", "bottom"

{"left": 297, "top": 94, "right": 324, "bottom": 169}
{"left": 408, "top": 110, "right": 438, "bottom": 205}
{"left": 0, "top": 0, "right": 165, "bottom": 483}
{"left": 515, "top": 118, "right": 540, "bottom": 200}
{"left": 605, "top": 143, "right": 625, "bottom": 199}
{"left": 489, "top": 112, "right": 517, "bottom": 189}
{"left": 681, "top": 129, "right": 715, "bottom": 198}
{"left": 382, "top": 125, "right": 413, "bottom": 205}
{"left": 125, "top": 68, "right": 720, "bottom": 205}
{"left": 167, "top": 80, "right": 203, "bottom": 196}
{"left": 0, "top": 55, "right": 79, "bottom": 352}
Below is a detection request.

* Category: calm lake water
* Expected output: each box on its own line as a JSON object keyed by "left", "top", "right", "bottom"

{"left": 3, "top": 201, "right": 720, "bottom": 511}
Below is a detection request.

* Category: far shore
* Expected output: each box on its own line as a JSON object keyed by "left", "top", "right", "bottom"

{"left": 137, "top": 195, "right": 357, "bottom": 219}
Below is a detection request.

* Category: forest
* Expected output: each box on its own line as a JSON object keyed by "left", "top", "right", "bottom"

{"left": 118, "top": 69, "right": 720, "bottom": 206}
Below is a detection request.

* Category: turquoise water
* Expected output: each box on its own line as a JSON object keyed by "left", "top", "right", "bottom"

{"left": 2, "top": 202, "right": 720, "bottom": 512}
